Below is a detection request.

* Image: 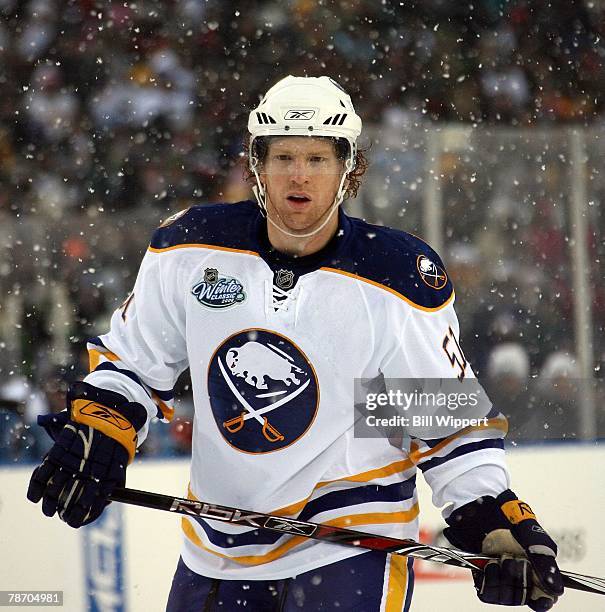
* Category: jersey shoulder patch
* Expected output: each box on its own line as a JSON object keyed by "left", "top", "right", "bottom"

{"left": 336, "top": 218, "right": 454, "bottom": 310}
{"left": 149, "top": 200, "right": 259, "bottom": 252}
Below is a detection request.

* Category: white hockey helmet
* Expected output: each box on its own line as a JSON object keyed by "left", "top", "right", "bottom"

{"left": 247, "top": 76, "right": 363, "bottom": 236}
{"left": 248, "top": 75, "right": 362, "bottom": 162}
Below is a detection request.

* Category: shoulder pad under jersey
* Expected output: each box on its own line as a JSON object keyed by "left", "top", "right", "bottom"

{"left": 330, "top": 218, "right": 454, "bottom": 310}
{"left": 149, "top": 200, "right": 259, "bottom": 253}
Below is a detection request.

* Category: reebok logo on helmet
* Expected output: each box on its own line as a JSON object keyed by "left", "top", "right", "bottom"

{"left": 284, "top": 109, "right": 316, "bottom": 120}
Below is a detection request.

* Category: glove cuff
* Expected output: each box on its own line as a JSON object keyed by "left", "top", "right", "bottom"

{"left": 444, "top": 493, "right": 506, "bottom": 552}
{"left": 444, "top": 489, "right": 557, "bottom": 556}
{"left": 495, "top": 489, "right": 538, "bottom": 525}
{"left": 68, "top": 382, "right": 148, "bottom": 463}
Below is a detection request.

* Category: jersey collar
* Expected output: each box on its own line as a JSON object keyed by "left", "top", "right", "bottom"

{"left": 252, "top": 206, "right": 353, "bottom": 275}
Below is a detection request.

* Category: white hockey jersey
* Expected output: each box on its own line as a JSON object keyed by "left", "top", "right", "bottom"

{"left": 85, "top": 201, "right": 509, "bottom": 580}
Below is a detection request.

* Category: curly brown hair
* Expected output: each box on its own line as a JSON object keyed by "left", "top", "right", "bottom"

{"left": 241, "top": 137, "right": 369, "bottom": 199}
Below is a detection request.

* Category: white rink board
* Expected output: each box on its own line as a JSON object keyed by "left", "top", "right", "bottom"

{"left": 1, "top": 445, "right": 603, "bottom": 611}
{"left": 0, "top": 469, "right": 87, "bottom": 610}
{"left": 412, "top": 444, "right": 605, "bottom": 612}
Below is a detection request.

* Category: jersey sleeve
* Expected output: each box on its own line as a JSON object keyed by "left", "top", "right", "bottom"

{"left": 83, "top": 242, "right": 189, "bottom": 445}
{"left": 380, "top": 297, "right": 510, "bottom": 516}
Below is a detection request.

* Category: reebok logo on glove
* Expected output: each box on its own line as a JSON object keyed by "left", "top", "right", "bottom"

{"left": 444, "top": 489, "right": 564, "bottom": 610}
{"left": 501, "top": 500, "right": 537, "bottom": 525}
{"left": 76, "top": 401, "right": 133, "bottom": 430}
{"left": 71, "top": 397, "right": 140, "bottom": 462}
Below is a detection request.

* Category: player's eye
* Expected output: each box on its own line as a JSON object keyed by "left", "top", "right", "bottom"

{"left": 273, "top": 154, "right": 292, "bottom": 161}
{"left": 309, "top": 156, "right": 327, "bottom": 163}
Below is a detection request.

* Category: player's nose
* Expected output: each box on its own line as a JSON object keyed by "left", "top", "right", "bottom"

{"left": 288, "top": 160, "right": 311, "bottom": 183}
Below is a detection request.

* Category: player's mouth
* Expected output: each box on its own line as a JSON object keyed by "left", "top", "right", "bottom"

{"left": 286, "top": 193, "right": 312, "bottom": 210}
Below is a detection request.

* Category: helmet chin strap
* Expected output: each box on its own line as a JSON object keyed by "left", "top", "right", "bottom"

{"left": 251, "top": 158, "right": 353, "bottom": 240}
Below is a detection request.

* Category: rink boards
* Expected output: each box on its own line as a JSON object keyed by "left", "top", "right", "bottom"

{"left": 1, "top": 444, "right": 603, "bottom": 611}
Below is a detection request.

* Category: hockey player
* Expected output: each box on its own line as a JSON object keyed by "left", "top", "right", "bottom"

{"left": 28, "top": 76, "right": 563, "bottom": 611}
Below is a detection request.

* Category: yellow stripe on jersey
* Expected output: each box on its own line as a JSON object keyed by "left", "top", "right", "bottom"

{"left": 151, "top": 391, "right": 175, "bottom": 422}
{"left": 182, "top": 504, "right": 420, "bottom": 566}
{"left": 88, "top": 347, "right": 121, "bottom": 372}
{"left": 316, "top": 458, "right": 415, "bottom": 489}
{"left": 273, "top": 459, "right": 416, "bottom": 517}
{"left": 408, "top": 416, "right": 509, "bottom": 465}
{"left": 88, "top": 344, "right": 175, "bottom": 422}
{"left": 148, "top": 243, "right": 260, "bottom": 257}
{"left": 188, "top": 458, "right": 416, "bottom": 520}
{"left": 319, "top": 267, "right": 455, "bottom": 312}
{"left": 385, "top": 554, "right": 408, "bottom": 611}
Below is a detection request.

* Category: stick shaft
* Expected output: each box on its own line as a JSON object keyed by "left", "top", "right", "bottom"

{"left": 109, "top": 487, "right": 605, "bottom": 596}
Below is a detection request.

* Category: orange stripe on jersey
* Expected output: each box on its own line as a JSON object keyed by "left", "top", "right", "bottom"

{"left": 385, "top": 554, "right": 408, "bottom": 611}
{"left": 189, "top": 458, "right": 416, "bottom": 519}
{"left": 408, "top": 417, "right": 509, "bottom": 465}
{"left": 88, "top": 347, "right": 121, "bottom": 372}
{"left": 273, "top": 459, "right": 416, "bottom": 517}
{"left": 148, "top": 243, "right": 260, "bottom": 257}
{"left": 152, "top": 391, "right": 174, "bottom": 422}
{"left": 317, "top": 459, "right": 415, "bottom": 489}
{"left": 319, "top": 267, "right": 455, "bottom": 312}
{"left": 181, "top": 503, "right": 420, "bottom": 566}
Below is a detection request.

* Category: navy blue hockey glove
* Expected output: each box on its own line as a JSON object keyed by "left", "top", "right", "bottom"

{"left": 444, "top": 490, "right": 563, "bottom": 610}
{"left": 27, "top": 382, "right": 147, "bottom": 528}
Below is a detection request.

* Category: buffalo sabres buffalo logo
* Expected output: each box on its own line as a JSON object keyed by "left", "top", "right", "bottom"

{"left": 207, "top": 329, "right": 319, "bottom": 453}
{"left": 416, "top": 255, "right": 448, "bottom": 290}
{"left": 191, "top": 269, "right": 246, "bottom": 309}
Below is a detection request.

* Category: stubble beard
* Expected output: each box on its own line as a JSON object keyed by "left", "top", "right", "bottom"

{"left": 265, "top": 192, "right": 335, "bottom": 236}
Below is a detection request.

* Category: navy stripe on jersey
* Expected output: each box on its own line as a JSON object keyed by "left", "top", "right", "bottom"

{"left": 417, "top": 439, "right": 505, "bottom": 472}
{"left": 191, "top": 477, "right": 417, "bottom": 549}
{"left": 89, "top": 340, "right": 176, "bottom": 401}
{"left": 95, "top": 361, "right": 150, "bottom": 392}
{"left": 88, "top": 336, "right": 107, "bottom": 349}
{"left": 149, "top": 200, "right": 453, "bottom": 309}
{"left": 298, "top": 475, "right": 417, "bottom": 522}
{"left": 404, "top": 557, "right": 415, "bottom": 611}
{"left": 153, "top": 388, "right": 174, "bottom": 401}
{"left": 91, "top": 358, "right": 174, "bottom": 420}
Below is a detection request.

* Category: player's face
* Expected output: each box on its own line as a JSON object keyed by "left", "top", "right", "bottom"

{"left": 260, "top": 137, "right": 345, "bottom": 234}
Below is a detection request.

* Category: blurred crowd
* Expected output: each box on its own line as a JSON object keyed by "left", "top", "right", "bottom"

{"left": 1, "top": 0, "right": 605, "bottom": 462}
{"left": 1, "top": 0, "right": 604, "bottom": 219}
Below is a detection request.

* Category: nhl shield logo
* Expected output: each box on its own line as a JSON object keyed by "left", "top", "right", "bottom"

{"left": 204, "top": 268, "right": 219, "bottom": 284}
{"left": 275, "top": 269, "right": 295, "bottom": 290}
{"left": 417, "top": 255, "right": 448, "bottom": 290}
{"left": 191, "top": 269, "right": 246, "bottom": 309}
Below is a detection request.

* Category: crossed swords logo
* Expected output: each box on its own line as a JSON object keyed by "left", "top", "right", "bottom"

{"left": 417, "top": 255, "right": 447, "bottom": 290}
{"left": 219, "top": 356, "right": 310, "bottom": 443}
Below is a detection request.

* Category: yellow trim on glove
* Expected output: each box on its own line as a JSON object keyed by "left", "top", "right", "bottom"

{"left": 71, "top": 399, "right": 138, "bottom": 463}
{"left": 501, "top": 499, "right": 537, "bottom": 525}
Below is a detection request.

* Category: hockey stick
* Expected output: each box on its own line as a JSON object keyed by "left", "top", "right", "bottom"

{"left": 109, "top": 487, "right": 605, "bottom": 596}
